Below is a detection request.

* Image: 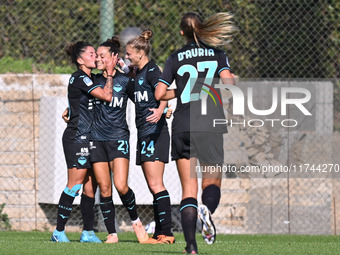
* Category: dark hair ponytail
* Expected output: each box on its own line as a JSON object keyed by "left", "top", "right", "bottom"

{"left": 99, "top": 36, "right": 121, "bottom": 54}
{"left": 65, "top": 41, "right": 93, "bottom": 68}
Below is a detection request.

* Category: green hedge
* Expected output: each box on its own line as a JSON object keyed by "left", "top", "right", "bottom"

{"left": 0, "top": 0, "right": 338, "bottom": 78}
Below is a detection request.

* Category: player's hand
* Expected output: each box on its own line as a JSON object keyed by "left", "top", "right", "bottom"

{"left": 117, "top": 57, "right": 125, "bottom": 67}
{"left": 62, "top": 107, "right": 69, "bottom": 123}
{"left": 165, "top": 106, "right": 173, "bottom": 119}
{"left": 118, "top": 58, "right": 131, "bottom": 74}
{"left": 105, "top": 53, "right": 118, "bottom": 75}
{"left": 146, "top": 108, "right": 162, "bottom": 123}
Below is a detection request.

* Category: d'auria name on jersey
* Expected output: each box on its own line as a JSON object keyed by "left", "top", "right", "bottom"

{"left": 159, "top": 42, "right": 231, "bottom": 134}
{"left": 177, "top": 48, "right": 215, "bottom": 61}
{"left": 134, "top": 60, "right": 167, "bottom": 139}
{"left": 90, "top": 72, "right": 134, "bottom": 141}
{"left": 63, "top": 69, "right": 101, "bottom": 143}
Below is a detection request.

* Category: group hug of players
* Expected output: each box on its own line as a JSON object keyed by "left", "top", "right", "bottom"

{"left": 51, "top": 12, "right": 235, "bottom": 254}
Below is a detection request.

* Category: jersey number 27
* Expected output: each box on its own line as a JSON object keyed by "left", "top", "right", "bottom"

{"left": 177, "top": 60, "right": 217, "bottom": 104}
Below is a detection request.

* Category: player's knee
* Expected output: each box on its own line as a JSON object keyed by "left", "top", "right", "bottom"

{"left": 115, "top": 183, "right": 128, "bottom": 195}
{"left": 82, "top": 189, "right": 95, "bottom": 198}
{"left": 82, "top": 184, "right": 95, "bottom": 197}
{"left": 64, "top": 184, "right": 82, "bottom": 197}
{"left": 148, "top": 182, "right": 165, "bottom": 194}
{"left": 202, "top": 179, "right": 221, "bottom": 190}
{"left": 99, "top": 184, "right": 111, "bottom": 197}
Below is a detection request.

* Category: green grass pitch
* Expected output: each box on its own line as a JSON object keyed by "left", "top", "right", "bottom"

{"left": 1, "top": 231, "right": 340, "bottom": 255}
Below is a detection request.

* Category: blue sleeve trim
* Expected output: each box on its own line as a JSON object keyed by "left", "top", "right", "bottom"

{"left": 158, "top": 79, "right": 171, "bottom": 87}
{"left": 218, "top": 67, "right": 231, "bottom": 74}
{"left": 87, "top": 85, "right": 101, "bottom": 93}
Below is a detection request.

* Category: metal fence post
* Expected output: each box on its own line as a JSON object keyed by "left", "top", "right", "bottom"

{"left": 100, "top": 0, "right": 114, "bottom": 42}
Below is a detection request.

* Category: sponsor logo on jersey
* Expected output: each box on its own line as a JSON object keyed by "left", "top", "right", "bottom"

{"left": 88, "top": 98, "right": 95, "bottom": 109}
{"left": 148, "top": 67, "right": 155, "bottom": 72}
{"left": 113, "top": 84, "right": 123, "bottom": 92}
{"left": 70, "top": 77, "right": 74, "bottom": 84}
{"left": 81, "top": 147, "right": 89, "bottom": 153}
{"left": 99, "top": 96, "right": 124, "bottom": 107}
{"left": 83, "top": 77, "right": 93, "bottom": 86}
{"left": 134, "top": 91, "right": 148, "bottom": 102}
{"left": 108, "top": 97, "right": 123, "bottom": 107}
{"left": 138, "top": 77, "right": 144, "bottom": 85}
{"left": 76, "top": 147, "right": 90, "bottom": 157}
{"left": 89, "top": 141, "right": 96, "bottom": 150}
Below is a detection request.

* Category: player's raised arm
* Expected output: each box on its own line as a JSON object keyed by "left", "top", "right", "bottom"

{"left": 90, "top": 52, "right": 118, "bottom": 102}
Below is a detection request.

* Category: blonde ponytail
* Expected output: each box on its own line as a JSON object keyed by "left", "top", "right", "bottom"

{"left": 181, "top": 12, "right": 236, "bottom": 47}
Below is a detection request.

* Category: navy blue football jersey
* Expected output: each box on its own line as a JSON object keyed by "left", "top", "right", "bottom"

{"left": 159, "top": 42, "right": 231, "bottom": 134}
{"left": 134, "top": 60, "right": 167, "bottom": 139}
{"left": 63, "top": 69, "right": 101, "bottom": 143}
{"left": 90, "top": 72, "right": 134, "bottom": 141}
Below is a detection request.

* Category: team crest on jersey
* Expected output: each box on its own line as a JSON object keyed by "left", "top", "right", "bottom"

{"left": 138, "top": 77, "right": 144, "bottom": 85}
{"left": 113, "top": 84, "right": 122, "bottom": 92}
{"left": 83, "top": 77, "right": 93, "bottom": 86}
{"left": 78, "top": 156, "right": 87, "bottom": 165}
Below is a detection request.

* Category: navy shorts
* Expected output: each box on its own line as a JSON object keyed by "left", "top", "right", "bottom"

{"left": 171, "top": 132, "right": 224, "bottom": 165}
{"left": 90, "top": 140, "right": 130, "bottom": 163}
{"left": 136, "top": 131, "right": 170, "bottom": 165}
{"left": 62, "top": 141, "right": 91, "bottom": 169}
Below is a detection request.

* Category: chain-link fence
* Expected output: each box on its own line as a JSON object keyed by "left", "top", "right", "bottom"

{"left": 0, "top": 0, "right": 339, "bottom": 78}
{"left": 0, "top": 0, "right": 340, "bottom": 236}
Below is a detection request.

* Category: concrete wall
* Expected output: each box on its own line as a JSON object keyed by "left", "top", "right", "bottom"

{"left": 0, "top": 74, "right": 68, "bottom": 230}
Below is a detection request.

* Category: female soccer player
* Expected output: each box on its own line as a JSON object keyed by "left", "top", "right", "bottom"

{"left": 51, "top": 41, "right": 117, "bottom": 243}
{"left": 123, "top": 29, "right": 174, "bottom": 244}
{"left": 89, "top": 36, "right": 149, "bottom": 244}
{"left": 155, "top": 12, "right": 235, "bottom": 254}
